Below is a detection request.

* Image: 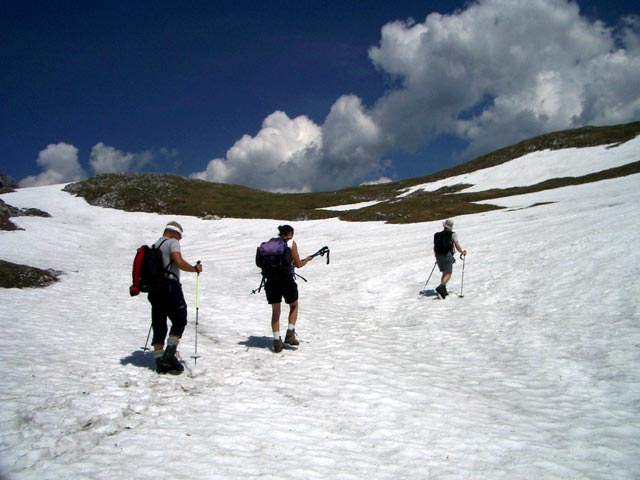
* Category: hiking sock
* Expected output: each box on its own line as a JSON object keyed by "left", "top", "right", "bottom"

{"left": 273, "top": 331, "right": 281, "bottom": 340}
{"left": 161, "top": 337, "right": 179, "bottom": 362}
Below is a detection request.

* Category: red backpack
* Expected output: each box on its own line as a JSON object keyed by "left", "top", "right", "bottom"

{"left": 129, "top": 239, "right": 172, "bottom": 296}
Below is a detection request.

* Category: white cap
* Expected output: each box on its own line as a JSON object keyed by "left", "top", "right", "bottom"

{"left": 443, "top": 219, "right": 454, "bottom": 230}
{"left": 165, "top": 221, "right": 184, "bottom": 236}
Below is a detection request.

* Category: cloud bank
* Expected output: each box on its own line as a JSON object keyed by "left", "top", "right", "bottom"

{"left": 369, "top": 0, "right": 640, "bottom": 160}
{"left": 20, "top": 143, "right": 166, "bottom": 187}
{"left": 194, "top": 0, "right": 640, "bottom": 191}
{"left": 20, "top": 0, "right": 640, "bottom": 191}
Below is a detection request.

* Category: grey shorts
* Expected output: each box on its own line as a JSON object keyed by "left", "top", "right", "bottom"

{"left": 436, "top": 253, "right": 454, "bottom": 274}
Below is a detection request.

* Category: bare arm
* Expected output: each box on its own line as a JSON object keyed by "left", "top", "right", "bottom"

{"left": 171, "top": 251, "right": 203, "bottom": 273}
{"left": 454, "top": 242, "right": 467, "bottom": 256}
{"left": 291, "top": 241, "right": 313, "bottom": 268}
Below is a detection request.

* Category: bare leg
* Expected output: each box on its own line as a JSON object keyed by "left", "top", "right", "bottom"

{"left": 288, "top": 301, "right": 299, "bottom": 327}
{"left": 271, "top": 303, "right": 281, "bottom": 335}
{"left": 271, "top": 303, "right": 285, "bottom": 352}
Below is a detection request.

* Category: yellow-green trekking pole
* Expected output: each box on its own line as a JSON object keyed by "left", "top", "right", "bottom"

{"left": 191, "top": 261, "right": 202, "bottom": 366}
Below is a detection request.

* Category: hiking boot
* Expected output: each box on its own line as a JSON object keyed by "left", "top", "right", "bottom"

{"left": 273, "top": 338, "right": 284, "bottom": 353}
{"left": 156, "top": 357, "right": 183, "bottom": 374}
{"left": 157, "top": 345, "right": 184, "bottom": 374}
{"left": 435, "top": 284, "right": 448, "bottom": 299}
{"left": 284, "top": 329, "right": 299, "bottom": 346}
{"left": 158, "top": 355, "right": 184, "bottom": 374}
{"left": 156, "top": 358, "right": 170, "bottom": 374}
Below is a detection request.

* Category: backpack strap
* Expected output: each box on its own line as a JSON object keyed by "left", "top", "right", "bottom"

{"left": 445, "top": 229, "right": 454, "bottom": 254}
{"left": 156, "top": 238, "right": 178, "bottom": 280}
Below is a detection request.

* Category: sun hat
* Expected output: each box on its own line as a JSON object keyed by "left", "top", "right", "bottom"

{"left": 165, "top": 221, "right": 184, "bottom": 236}
{"left": 443, "top": 219, "right": 454, "bottom": 230}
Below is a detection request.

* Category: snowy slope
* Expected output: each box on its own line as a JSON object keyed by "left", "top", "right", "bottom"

{"left": 400, "top": 135, "right": 640, "bottom": 196}
{"left": 1, "top": 141, "right": 639, "bottom": 480}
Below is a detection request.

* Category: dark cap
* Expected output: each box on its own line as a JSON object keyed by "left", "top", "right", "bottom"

{"left": 278, "top": 224, "right": 294, "bottom": 235}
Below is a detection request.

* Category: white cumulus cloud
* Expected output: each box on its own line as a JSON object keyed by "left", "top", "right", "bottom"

{"left": 369, "top": 0, "right": 640, "bottom": 159}
{"left": 89, "top": 142, "right": 135, "bottom": 174}
{"left": 89, "top": 142, "right": 157, "bottom": 174}
{"left": 199, "top": 0, "right": 640, "bottom": 191}
{"left": 19, "top": 143, "right": 86, "bottom": 187}
{"left": 21, "top": 142, "right": 173, "bottom": 187}
{"left": 192, "top": 111, "right": 323, "bottom": 192}
{"left": 321, "top": 95, "right": 383, "bottom": 181}
{"left": 193, "top": 98, "right": 388, "bottom": 192}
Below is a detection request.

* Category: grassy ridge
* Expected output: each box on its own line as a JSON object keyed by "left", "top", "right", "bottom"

{"left": 63, "top": 121, "right": 640, "bottom": 224}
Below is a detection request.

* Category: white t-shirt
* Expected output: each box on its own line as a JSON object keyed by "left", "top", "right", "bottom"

{"left": 155, "top": 236, "right": 181, "bottom": 280}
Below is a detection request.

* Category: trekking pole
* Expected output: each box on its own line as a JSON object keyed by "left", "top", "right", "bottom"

{"left": 191, "top": 261, "right": 202, "bottom": 365}
{"left": 311, "top": 246, "right": 330, "bottom": 264}
{"left": 459, "top": 254, "right": 466, "bottom": 298}
{"left": 142, "top": 323, "right": 152, "bottom": 351}
{"left": 422, "top": 262, "right": 437, "bottom": 292}
{"left": 251, "top": 276, "right": 265, "bottom": 294}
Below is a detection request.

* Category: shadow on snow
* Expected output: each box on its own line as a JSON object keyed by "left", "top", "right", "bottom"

{"left": 120, "top": 350, "right": 156, "bottom": 371}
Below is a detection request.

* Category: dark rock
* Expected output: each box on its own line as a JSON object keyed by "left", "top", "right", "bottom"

{"left": 0, "top": 260, "right": 60, "bottom": 289}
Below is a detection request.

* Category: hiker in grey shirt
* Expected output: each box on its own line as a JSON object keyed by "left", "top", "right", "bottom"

{"left": 149, "top": 221, "right": 203, "bottom": 374}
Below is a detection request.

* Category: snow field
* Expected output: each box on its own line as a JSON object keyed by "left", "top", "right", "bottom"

{"left": 0, "top": 150, "right": 639, "bottom": 479}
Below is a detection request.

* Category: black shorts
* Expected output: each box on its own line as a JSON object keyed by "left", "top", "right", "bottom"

{"left": 264, "top": 274, "right": 298, "bottom": 304}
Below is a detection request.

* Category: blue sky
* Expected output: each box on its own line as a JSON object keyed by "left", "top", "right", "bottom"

{"left": 2, "top": 0, "right": 639, "bottom": 191}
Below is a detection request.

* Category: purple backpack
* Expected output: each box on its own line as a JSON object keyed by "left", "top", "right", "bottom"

{"left": 255, "top": 238, "right": 293, "bottom": 276}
